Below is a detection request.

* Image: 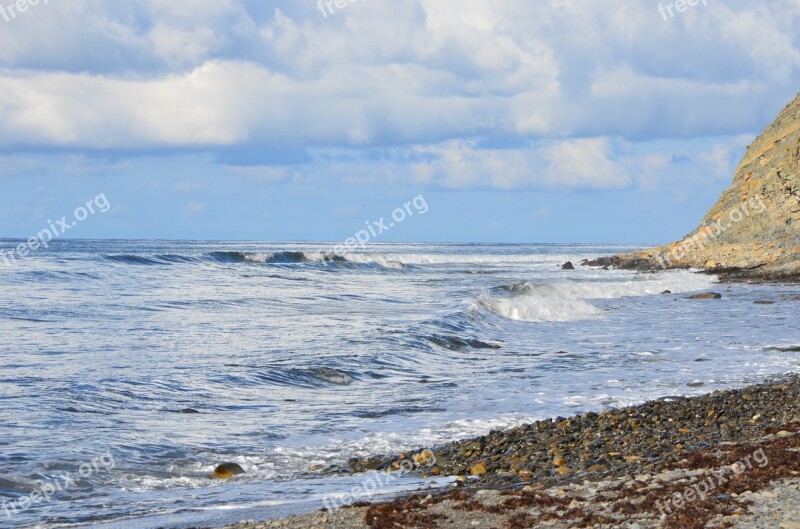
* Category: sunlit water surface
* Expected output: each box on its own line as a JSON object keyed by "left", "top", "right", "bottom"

{"left": 1, "top": 241, "right": 798, "bottom": 528}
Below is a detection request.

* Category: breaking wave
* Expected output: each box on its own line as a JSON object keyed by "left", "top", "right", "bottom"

{"left": 476, "top": 270, "right": 717, "bottom": 323}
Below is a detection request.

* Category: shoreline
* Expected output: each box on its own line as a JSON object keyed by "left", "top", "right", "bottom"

{"left": 208, "top": 375, "right": 800, "bottom": 529}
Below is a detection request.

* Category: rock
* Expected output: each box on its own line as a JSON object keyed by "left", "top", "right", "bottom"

{"left": 688, "top": 292, "right": 722, "bottom": 300}
{"left": 470, "top": 462, "right": 487, "bottom": 476}
{"left": 180, "top": 408, "right": 200, "bottom": 414}
{"left": 562, "top": 261, "right": 575, "bottom": 270}
{"left": 661, "top": 290, "right": 672, "bottom": 294}
{"left": 594, "top": 92, "right": 800, "bottom": 280}
{"left": 754, "top": 300, "right": 775, "bottom": 304}
{"left": 212, "top": 462, "right": 246, "bottom": 480}
{"left": 413, "top": 450, "right": 434, "bottom": 465}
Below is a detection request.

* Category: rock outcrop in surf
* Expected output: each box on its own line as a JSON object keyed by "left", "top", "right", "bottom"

{"left": 595, "top": 92, "right": 800, "bottom": 281}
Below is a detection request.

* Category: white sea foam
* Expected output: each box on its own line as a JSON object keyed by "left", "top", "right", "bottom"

{"left": 476, "top": 270, "right": 717, "bottom": 323}
{"left": 477, "top": 292, "right": 603, "bottom": 323}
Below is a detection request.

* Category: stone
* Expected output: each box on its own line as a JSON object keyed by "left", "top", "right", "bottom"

{"left": 562, "top": 261, "right": 575, "bottom": 270}
{"left": 212, "top": 462, "right": 246, "bottom": 480}
{"left": 688, "top": 293, "right": 722, "bottom": 300}
{"left": 470, "top": 462, "right": 487, "bottom": 476}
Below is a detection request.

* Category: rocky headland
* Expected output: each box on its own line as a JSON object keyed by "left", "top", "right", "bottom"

{"left": 590, "top": 92, "right": 800, "bottom": 281}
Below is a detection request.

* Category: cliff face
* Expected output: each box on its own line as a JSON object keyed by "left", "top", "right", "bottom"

{"left": 607, "top": 92, "right": 800, "bottom": 280}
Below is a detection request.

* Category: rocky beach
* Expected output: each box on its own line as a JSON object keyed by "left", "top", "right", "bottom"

{"left": 215, "top": 377, "right": 800, "bottom": 529}
{"left": 204, "top": 94, "right": 800, "bottom": 529}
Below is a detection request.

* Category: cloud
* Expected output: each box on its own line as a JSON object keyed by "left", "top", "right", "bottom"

{"left": 330, "top": 205, "right": 362, "bottom": 218}
{"left": 696, "top": 134, "right": 755, "bottom": 178}
{"left": 181, "top": 201, "right": 207, "bottom": 216}
{"left": 0, "top": 155, "right": 41, "bottom": 176}
{"left": 63, "top": 154, "right": 132, "bottom": 175}
{"left": 409, "top": 137, "right": 630, "bottom": 190}
{"left": 224, "top": 164, "right": 301, "bottom": 183}
{"left": 0, "top": 0, "right": 797, "bottom": 153}
{"left": 0, "top": 0, "right": 798, "bottom": 198}
{"left": 174, "top": 182, "right": 208, "bottom": 193}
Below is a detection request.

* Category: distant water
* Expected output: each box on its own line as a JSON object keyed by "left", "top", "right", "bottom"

{"left": 1, "top": 240, "right": 799, "bottom": 528}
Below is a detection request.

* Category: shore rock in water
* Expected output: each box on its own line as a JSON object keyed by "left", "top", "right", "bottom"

{"left": 561, "top": 261, "right": 575, "bottom": 270}
{"left": 688, "top": 292, "right": 722, "bottom": 300}
{"left": 594, "top": 92, "right": 800, "bottom": 281}
{"left": 212, "top": 462, "right": 246, "bottom": 480}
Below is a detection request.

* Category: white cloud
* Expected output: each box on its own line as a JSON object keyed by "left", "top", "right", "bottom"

{"left": 0, "top": 0, "right": 797, "bottom": 192}
{"left": 413, "top": 138, "right": 630, "bottom": 189}
{"left": 546, "top": 138, "right": 630, "bottom": 188}
{"left": 174, "top": 182, "right": 208, "bottom": 193}
{"left": 343, "top": 138, "right": 631, "bottom": 190}
{"left": 0, "top": 0, "right": 797, "bottom": 151}
{"left": 225, "top": 164, "right": 301, "bottom": 183}
{"left": 181, "top": 201, "right": 207, "bottom": 216}
{"left": 0, "top": 155, "right": 41, "bottom": 176}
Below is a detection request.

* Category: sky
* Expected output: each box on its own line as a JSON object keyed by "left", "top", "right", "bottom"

{"left": 1, "top": 0, "right": 799, "bottom": 243}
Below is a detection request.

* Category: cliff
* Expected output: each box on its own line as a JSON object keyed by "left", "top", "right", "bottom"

{"left": 596, "top": 92, "right": 800, "bottom": 281}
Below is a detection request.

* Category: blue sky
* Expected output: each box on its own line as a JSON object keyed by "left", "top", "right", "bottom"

{"left": 1, "top": 0, "right": 799, "bottom": 243}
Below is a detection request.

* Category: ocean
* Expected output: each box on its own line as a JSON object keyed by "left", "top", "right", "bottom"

{"left": 1, "top": 240, "right": 798, "bottom": 528}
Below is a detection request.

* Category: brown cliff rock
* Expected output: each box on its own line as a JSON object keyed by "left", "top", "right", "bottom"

{"left": 604, "top": 92, "right": 800, "bottom": 281}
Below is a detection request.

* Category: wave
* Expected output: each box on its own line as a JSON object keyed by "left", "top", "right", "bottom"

{"left": 104, "top": 255, "right": 165, "bottom": 265}
{"left": 252, "top": 367, "right": 357, "bottom": 388}
{"left": 477, "top": 292, "right": 603, "bottom": 323}
{"left": 476, "top": 270, "right": 717, "bottom": 323}
{"left": 101, "top": 251, "right": 404, "bottom": 269}
{"left": 427, "top": 335, "right": 501, "bottom": 351}
{"left": 209, "top": 251, "right": 320, "bottom": 264}
{"left": 98, "top": 250, "right": 593, "bottom": 269}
